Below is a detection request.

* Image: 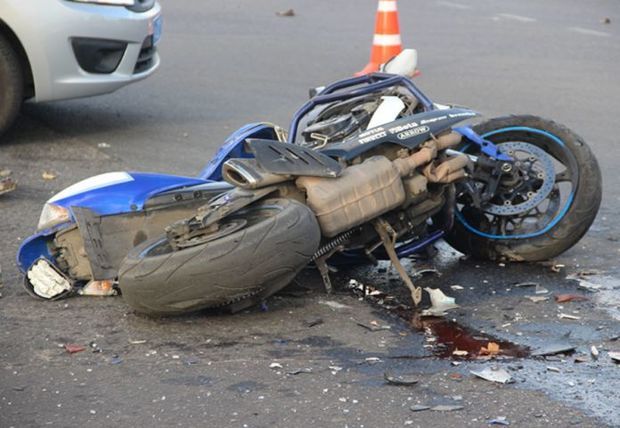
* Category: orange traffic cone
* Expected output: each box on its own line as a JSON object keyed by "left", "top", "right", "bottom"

{"left": 356, "top": 0, "right": 404, "bottom": 76}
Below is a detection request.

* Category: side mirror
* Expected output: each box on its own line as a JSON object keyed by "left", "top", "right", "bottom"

{"left": 381, "top": 49, "right": 418, "bottom": 77}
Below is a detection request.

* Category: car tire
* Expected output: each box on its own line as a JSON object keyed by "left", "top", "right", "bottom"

{"left": 0, "top": 33, "right": 23, "bottom": 139}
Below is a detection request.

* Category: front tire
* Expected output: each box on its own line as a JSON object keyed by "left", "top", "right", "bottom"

{"left": 445, "top": 115, "right": 602, "bottom": 261}
{"left": 118, "top": 198, "right": 321, "bottom": 315}
{"left": 0, "top": 33, "right": 23, "bottom": 139}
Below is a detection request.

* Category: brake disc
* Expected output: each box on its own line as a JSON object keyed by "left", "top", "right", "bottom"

{"left": 484, "top": 142, "right": 556, "bottom": 216}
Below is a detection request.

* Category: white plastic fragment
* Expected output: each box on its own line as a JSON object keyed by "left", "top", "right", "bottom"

{"left": 269, "top": 362, "right": 283, "bottom": 369}
{"left": 319, "top": 300, "right": 351, "bottom": 310}
{"left": 422, "top": 288, "right": 458, "bottom": 316}
{"left": 470, "top": 367, "right": 513, "bottom": 384}
{"left": 591, "top": 346, "right": 599, "bottom": 359}
{"left": 558, "top": 313, "right": 581, "bottom": 320}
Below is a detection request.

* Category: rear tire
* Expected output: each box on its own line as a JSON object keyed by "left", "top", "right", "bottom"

{"left": 0, "top": 33, "right": 23, "bottom": 139}
{"left": 118, "top": 198, "right": 321, "bottom": 315}
{"left": 445, "top": 115, "right": 602, "bottom": 261}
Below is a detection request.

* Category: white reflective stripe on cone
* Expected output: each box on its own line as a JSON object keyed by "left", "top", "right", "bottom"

{"left": 373, "top": 34, "right": 402, "bottom": 46}
{"left": 377, "top": 0, "right": 398, "bottom": 12}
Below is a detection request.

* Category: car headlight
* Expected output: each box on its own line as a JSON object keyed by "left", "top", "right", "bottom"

{"left": 66, "top": 0, "right": 136, "bottom": 6}
{"left": 38, "top": 204, "right": 71, "bottom": 230}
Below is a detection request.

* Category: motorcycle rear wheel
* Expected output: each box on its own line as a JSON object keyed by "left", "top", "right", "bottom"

{"left": 445, "top": 115, "right": 601, "bottom": 261}
{"left": 118, "top": 198, "right": 320, "bottom": 315}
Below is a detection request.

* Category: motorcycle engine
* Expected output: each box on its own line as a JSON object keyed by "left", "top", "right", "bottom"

{"left": 301, "top": 105, "right": 371, "bottom": 146}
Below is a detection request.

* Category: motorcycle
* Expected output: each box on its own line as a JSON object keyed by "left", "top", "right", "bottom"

{"left": 17, "top": 50, "right": 602, "bottom": 314}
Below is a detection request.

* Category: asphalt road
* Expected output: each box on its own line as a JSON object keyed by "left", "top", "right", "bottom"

{"left": 1, "top": 0, "right": 620, "bottom": 427}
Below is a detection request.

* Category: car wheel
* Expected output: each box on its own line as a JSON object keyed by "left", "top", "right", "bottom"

{"left": 0, "top": 33, "right": 23, "bottom": 139}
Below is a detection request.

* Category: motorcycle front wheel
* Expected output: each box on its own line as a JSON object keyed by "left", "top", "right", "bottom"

{"left": 118, "top": 198, "right": 320, "bottom": 315}
{"left": 445, "top": 115, "right": 602, "bottom": 261}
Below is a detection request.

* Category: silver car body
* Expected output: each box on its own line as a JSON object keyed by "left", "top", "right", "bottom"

{"left": 0, "top": 0, "right": 161, "bottom": 102}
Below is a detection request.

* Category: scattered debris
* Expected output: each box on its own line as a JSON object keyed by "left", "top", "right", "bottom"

{"left": 452, "top": 349, "right": 469, "bottom": 357}
{"left": 480, "top": 342, "right": 501, "bottom": 356}
{"left": 287, "top": 368, "right": 312, "bottom": 375}
{"left": 364, "top": 357, "right": 382, "bottom": 364}
{"left": 470, "top": 367, "right": 513, "bottom": 384}
{"left": 515, "top": 282, "right": 539, "bottom": 288}
{"left": 384, "top": 372, "right": 419, "bottom": 386}
{"left": 329, "top": 365, "right": 343, "bottom": 374}
{"left": 78, "top": 279, "right": 117, "bottom": 296}
{"left": 0, "top": 170, "right": 16, "bottom": 195}
{"left": 546, "top": 366, "right": 560, "bottom": 373}
{"left": 269, "top": 362, "right": 283, "bottom": 369}
{"left": 129, "top": 339, "right": 147, "bottom": 345}
{"left": 567, "top": 273, "right": 603, "bottom": 292}
{"left": 601, "top": 17, "right": 611, "bottom": 24}
{"left": 110, "top": 356, "right": 123, "bottom": 365}
{"left": 422, "top": 287, "right": 458, "bottom": 316}
{"left": 430, "top": 404, "right": 463, "bottom": 412}
{"left": 574, "top": 356, "right": 589, "bottom": 363}
{"left": 414, "top": 268, "right": 440, "bottom": 278}
{"left": 591, "top": 346, "right": 599, "bottom": 359}
{"left": 488, "top": 417, "right": 510, "bottom": 426}
{"left": 558, "top": 313, "right": 581, "bottom": 320}
{"left": 526, "top": 296, "right": 548, "bottom": 303}
{"left": 355, "top": 320, "right": 391, "bottom": 332}
{"left": 42, "top": 171, "right": 57, "bottom": 180}
{"left": 276, "top": 8, "right": 295, "bottom": 17}
{"left": 410, "top": 404, "right": 430, "bottom": 412}
{"left": 535, "top": 284, "right": 549, "bottom": 295}
{"left": 531, "top": 343, "right": 576, "bottom": 357}
{"left": 609, "top": 352, "right": 620, "bottom": 363}
{"left": 64, "top": 344, "right": 85, "bottom": 354}
{"left": 450, "top": 285, "right": 464, "bottom": 290}
{"left": 549, "top": 263, "right": 565, "bottom": 273}
{"left": 319, "top": 300, "right": 351, "bottom": 310}
{"left": 303, "top": 317, "right": 324, "bottom": 327}
{"left": 555, "top": 294, "right": 589, "bottom": 303}
{"left": 97, "top": 142, "right": 111, "bottom": 148}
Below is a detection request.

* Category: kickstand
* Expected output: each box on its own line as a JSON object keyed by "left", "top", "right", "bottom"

{"left": 373, "top": 219, "right": 422, "bottom": 306}
{"left": 314, "top": 245, "right": 345, "bottom": 294}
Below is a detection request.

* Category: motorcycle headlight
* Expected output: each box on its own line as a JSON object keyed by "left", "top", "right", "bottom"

{"left": 38, "top": 204, "right": 71, "bottom": 230}
{"left": 66, "top": 0, "right": 136, "bottom": 6}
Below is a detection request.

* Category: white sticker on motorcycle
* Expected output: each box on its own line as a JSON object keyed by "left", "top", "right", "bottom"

{"left": 49, "top": 172, "right": 134, "bottom": 203}
{"left": 397, "top": 126, "right": 430, "bottom": 140}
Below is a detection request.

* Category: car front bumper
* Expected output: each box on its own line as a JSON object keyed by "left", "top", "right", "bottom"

{"left": 5, "top": 0, "right": 161, "bottom": 102}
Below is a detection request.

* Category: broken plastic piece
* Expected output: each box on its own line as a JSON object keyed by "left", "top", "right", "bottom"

{"left": 410, "top": 404, "right": 430, "bottom": 412}
{"left": 269, "top": 362, "right": 283, "bottom": 369}
{"left": 421, "top": 287, "right": 458, "bottom": 316}
{"left": 384, "top": 372, "right": 419, "bottom": 386}
{"left": 79, "top": 279, "right": 117, "bottom": 296}
{"left": 555, "top": 294, "right": 589, "bottom": 303}
{"left": 488, "top": 417, "right": 510, "bottom": 426}
{"left": 558, "top": 313, "right": 581, "bottom": 320}
{"left": 430, "top": 405, "right": 463, "bottom": 412}
{"left": 64, "top": 344, "right": 85, "bottom": 354}
{"left": 609, "top": 351, "right": 620, "bottom": 363}
{"left": 531, "top": 343, "right": 576, "bottom": 357}
{"left": 470, "top": 367, "right": 513, "bottom": 384}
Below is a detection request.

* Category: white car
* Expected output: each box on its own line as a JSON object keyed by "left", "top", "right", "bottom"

{"left": 0, "top": 0, "right": 162, "bottom": 137}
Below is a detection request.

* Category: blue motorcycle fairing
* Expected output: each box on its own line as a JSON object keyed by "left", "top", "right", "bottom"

{"left": 17, "top": 222, "right": 72, "bottom": 273}
{"left": 319, "top": 108, "right": 479, "bottom": 161}
{"left": 48, "top": 172, "right": 210, "bottom": 218}
{"left": 199, "top": 122, "right": 283, "bottom": 181}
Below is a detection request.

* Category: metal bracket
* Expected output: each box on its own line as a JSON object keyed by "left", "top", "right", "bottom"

{"left": 314, "top": 245, "right": 344, "bottom": 294}
{"left": 72, "top": 207, "right": 115, "bottom": 280}
{"left": 373, "top": 218, "right": 422, "bottom": 305}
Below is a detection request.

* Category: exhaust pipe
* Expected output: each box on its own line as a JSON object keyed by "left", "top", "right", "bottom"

{"left": 222, "top": 159, "right": 291, "bottom": 189}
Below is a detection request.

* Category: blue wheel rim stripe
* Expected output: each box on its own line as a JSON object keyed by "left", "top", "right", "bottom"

{"left": 457, "top": 126, "right": 575, "bottom": 240}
